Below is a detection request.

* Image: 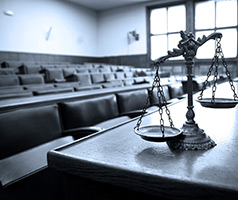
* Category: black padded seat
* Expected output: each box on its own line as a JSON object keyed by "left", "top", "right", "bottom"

{"left": 0, "top": 105, "right": 62, "bottom": 160}
{"left": 44, "top": 68, "right": 65, "bottom": 83}
{"left": 104, "top": 73, "right": 116, "bottom": 82}
{"left": 0, "top": 75, "right": 19, "bottom": 87}
{"left": 116, "top": 89, "right": 148, "bottom": 114}
{"left": 67, "top": 73, "right": 92, "bottom": 86}
{"left": 18, "top": 74, "right": 45, "bottom": 85}
{"left": 168, "top": 82, "right": 185, "bottom": 99}
{"left": 90, "top": 73, "right": 105, "bottom": 84}
{"left": 60, "top": 95, "right": 124, "bottom": 130}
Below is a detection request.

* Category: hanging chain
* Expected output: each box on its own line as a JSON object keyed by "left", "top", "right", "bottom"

{"left": 198, "top": 37, "right": 238, "bottom": 101}
{"left": 135, "top": 62, "right": 174, "bottom": 135}
{"left": 134, "top": 85, "right": 154, "bottom": 130}
{"left": 216, "top": 38, "right": 238, "bottom": 101}
{"left": 198, "top": 57, "right": 216, "bottom": 100}
{"left": 211, "top": 55, "right": 219, "bottom": 103}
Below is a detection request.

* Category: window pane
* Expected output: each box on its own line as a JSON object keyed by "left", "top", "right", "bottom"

{"left": 168, "top": 5, "right": 186, "bottom": 32}
{"left": 150, "top": 8, "right": 167, "bottom": 34}
{"left": 216, "top": 0, "right": 237, "bottom": 28}
{"left": 151, "top": 35, "right": 167, "bottom": 60}
{"left": 195, "top": 1, "right": 215, "bottom": 29}
{"left": 196, "top": 31, "right": 215, "bottom": 59}
{"left": 168, "top": 33, "right": 183, "bottom": 60}
{"left": 218, "top": 28, "right": 237, "bottom": 58}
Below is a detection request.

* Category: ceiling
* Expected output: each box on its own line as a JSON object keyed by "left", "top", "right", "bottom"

{"left": 65, "top": 0, "right": 156, "bottom": 11}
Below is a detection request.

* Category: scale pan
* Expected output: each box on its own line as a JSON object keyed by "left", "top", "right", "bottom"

{"left": 197, "top": 98, "right": 238, "bottom": 108}
{"left": 134, "top": 125, "right": 181, "bottom": 142}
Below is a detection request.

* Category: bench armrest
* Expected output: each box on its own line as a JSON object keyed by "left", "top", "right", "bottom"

{"left": 63, "top": 126, "right": 104, "bottom": 139}
{"left": 120, "top": 109, "right": 146, "bottom": 118}
{"left": 0, "top": 136, "right": 73, "bottom": 188}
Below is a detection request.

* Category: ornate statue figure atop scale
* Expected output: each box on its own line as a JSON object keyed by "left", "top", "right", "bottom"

{"left": 134, "top": 30, "right": 238, "bottom": 150}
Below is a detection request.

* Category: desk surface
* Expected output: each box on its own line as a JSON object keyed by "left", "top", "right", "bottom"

{"left": 48, "top": 82, "right": 238, "bottom": 200}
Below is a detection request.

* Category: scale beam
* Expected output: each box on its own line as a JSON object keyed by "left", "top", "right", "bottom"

{"left": 135, "top": 30, "right": 236, "bottom": 150}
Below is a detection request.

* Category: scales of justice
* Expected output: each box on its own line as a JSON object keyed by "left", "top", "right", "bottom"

{"left": 134, "top": 30, "right": 238, "bottom": 151}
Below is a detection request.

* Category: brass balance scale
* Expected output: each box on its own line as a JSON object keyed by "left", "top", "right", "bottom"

{"left": 134, "top": 31, "right": 238, "bottom": 150}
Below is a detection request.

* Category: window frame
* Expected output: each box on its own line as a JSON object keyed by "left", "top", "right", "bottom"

{"left": 146, "top": 0, "right": 238, "bottom": 66}
{"left": 147, "top": 2, "right": 187, "bottom": 62}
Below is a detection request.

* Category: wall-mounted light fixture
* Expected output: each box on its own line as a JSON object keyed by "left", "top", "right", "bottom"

{"left": 3, "top": 10, "right": 14, "bottom": 16}
{"left": 45, "top": 26, "right": 52, "bottom": 41}
{"left": 129, "top": 30, "right": 139, "bottom": 41}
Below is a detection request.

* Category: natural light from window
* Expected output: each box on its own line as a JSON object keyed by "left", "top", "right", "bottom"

{"left": 195, "top": 0, "right": 237, "bottom": 59}
{"left": 150, "top": 4, "right": 186, "bottom": 61}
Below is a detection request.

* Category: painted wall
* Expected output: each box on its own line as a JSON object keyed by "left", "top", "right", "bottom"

{"left": 97, "top": 4, "right": 147, "bottom": 57}
{"left": 0, "top": 0, "right": 98, "bottom": 56}
{"left": 0, "top": 0, "right": 184, "bottom": 58}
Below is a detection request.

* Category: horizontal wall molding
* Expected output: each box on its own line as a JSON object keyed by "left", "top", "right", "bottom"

{"left": 0, "top": 51, "right": 149, "bottom": 67}
{"left": 0, "top": 51, "right": 100, "bottom": 64}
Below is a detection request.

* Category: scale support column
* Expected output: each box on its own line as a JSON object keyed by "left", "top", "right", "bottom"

{"left": 159, "top": 31, "right": 219, "bottom": 150}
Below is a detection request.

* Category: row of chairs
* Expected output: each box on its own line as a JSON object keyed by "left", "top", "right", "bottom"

{"left": 0, "top": 69, "right": 148, "bottom": 87}
{"left": 1, "top": 60, "right": 137, "bottom": 74}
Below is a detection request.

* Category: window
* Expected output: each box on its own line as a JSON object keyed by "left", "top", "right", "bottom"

{"left": 195, "top": 0, "right": 237, "bottom": 58}
{"left": 149, "top": 4, "right": 186, "bottom": 61}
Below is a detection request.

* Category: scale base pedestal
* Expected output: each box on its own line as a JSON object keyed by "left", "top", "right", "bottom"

{"left": 167, "top": 123, "right": 216, "bottom": 150}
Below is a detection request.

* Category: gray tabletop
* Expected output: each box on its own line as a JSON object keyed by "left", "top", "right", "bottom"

{"left": 48, "top": 82, "right": 238, "bottom": 199}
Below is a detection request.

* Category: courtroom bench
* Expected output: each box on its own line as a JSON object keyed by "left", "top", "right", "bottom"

{"left": 0, "top": 84, "right": 178, "bottom": 200}
{"left": 1, "top": 76, "right": 213, "bottom": 199}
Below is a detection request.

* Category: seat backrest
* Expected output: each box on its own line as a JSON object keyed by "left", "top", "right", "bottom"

{"left": 19, "top": 75, "right": 45, "bottom": 85}
{"left": 0, "top": 69, "right": 15, "bottom": 75}
{"left": 149, "top": 85, "right": 171, "bottom": 106}
{"left": 90, "top": 73, "right": 105, "bottom": 84}
{"left": 116, "top": 89, "right": 148, "bottom": 114}
{"left": 63, "top": 68, "right": 77, "bottom": 78}
{"left": 74, "top": 73, "right": 92, "bottom": 86}
{"left": 76, "top": 68, "right": 88, "bottom": 73}
{"left": 104, "top": 73, "right": 116, "bottom": 82}
{"left": 44, "top": 68, "right": 64, "bottom": 83}
{"left": 0, "top": 105, "right": 62, "bottom": 160}
{"left": 115, "top": 72, "right": 125, "bottom": 80}
{"left": 22, "top": 64, "right": 41, "bottom": 74}
{"left": 1, "top": 61, "right": 23, "bottom": 69}
{"left": 60, "top": 94, "right": 120, "bottom": 129}
{"left": 0, "top": 75, "right": 19, "bottom": 86}
{"left": 125, "top": 72, "right": 134, "bottom": 78}
{"left": 168, "top": 82, "right": 184, "bottom": 99}
{"left": 99, "top": 68, "right": 111, "bottom": 73}
{"left": 88, "top": 68, "right": 99, "bottom": 73}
